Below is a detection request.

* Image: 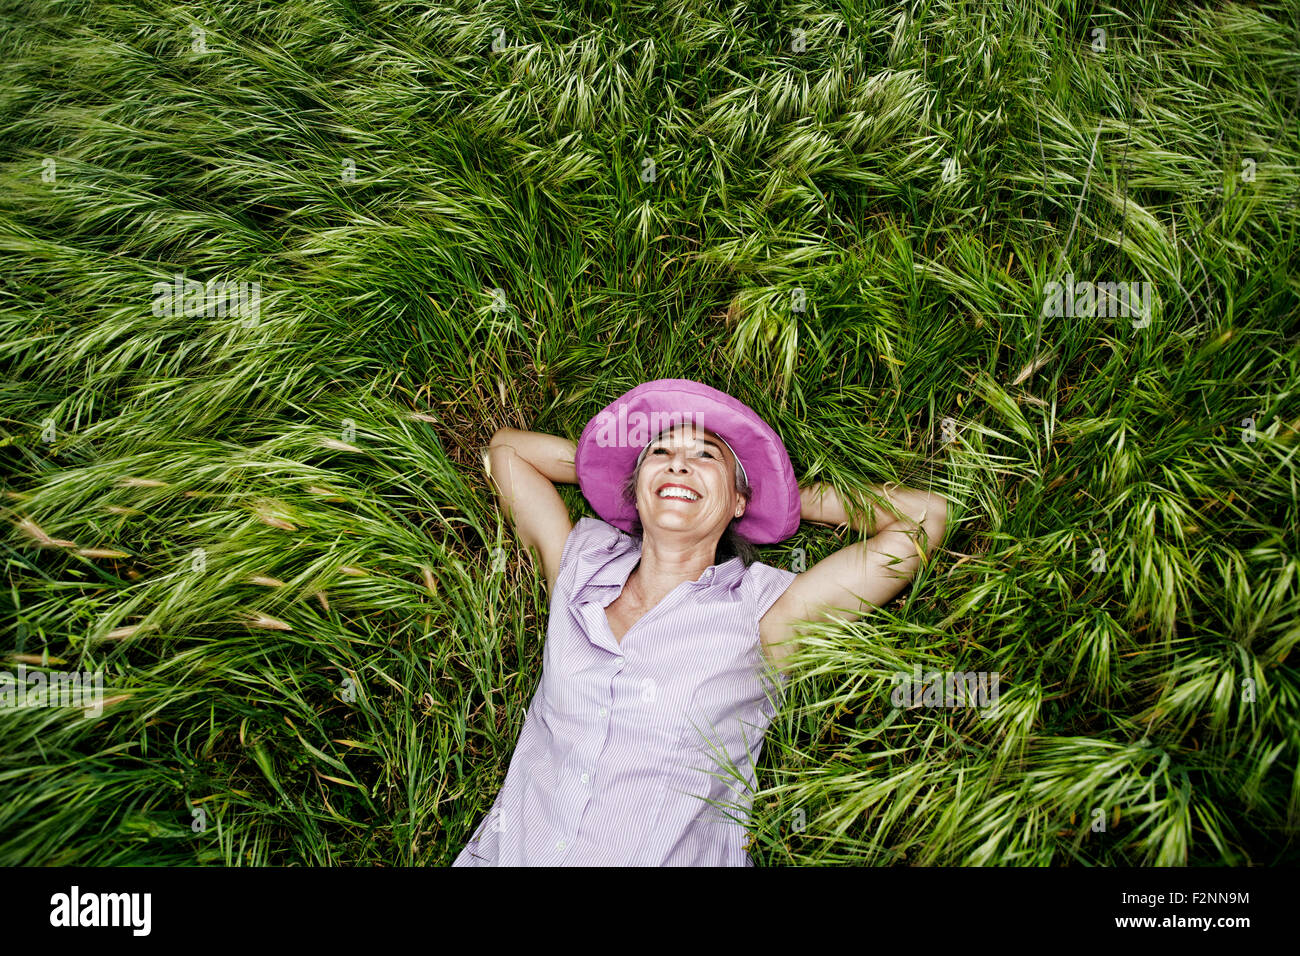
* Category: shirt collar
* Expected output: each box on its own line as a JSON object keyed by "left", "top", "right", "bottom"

{"left": 570, "top": 527, "right": 745, "bottom": 605}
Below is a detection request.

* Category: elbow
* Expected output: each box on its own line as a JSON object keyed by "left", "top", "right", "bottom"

{"left": 929, "top": 493, "right": 949, "bottom": 525}
{"left": 924, "top": 495, "right": 949, "bottom": 555}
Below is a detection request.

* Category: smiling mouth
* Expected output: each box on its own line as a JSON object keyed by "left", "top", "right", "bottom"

{"left": 657, "top": 486, "right": 700, "bottom": 501}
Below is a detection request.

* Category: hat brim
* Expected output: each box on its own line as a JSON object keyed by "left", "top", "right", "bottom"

{"left": 574, "top": 379, "right": 800, "bottom": 545}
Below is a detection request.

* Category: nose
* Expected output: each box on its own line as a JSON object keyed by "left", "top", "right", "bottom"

{"left": 665, "top": 447, "right": 694, "bottom": 472}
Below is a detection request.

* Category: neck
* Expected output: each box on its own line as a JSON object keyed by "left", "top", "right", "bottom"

{"left": 629, "top": 535, "right": 716, "bottom": 603}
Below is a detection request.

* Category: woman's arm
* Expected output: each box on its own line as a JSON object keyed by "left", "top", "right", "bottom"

{"left": 484, "top": 428, "right": 575, "bottom": 596}
{"left": 799, "top": 480, "right": 945, "bottom": 545}
{"left": 487, "top": 427, "right": 577, "bottom": 484}
{"left": 759, "top": 480, "right": 949, "bottom": 678}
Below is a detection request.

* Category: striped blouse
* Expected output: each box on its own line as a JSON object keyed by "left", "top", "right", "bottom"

{"left": 453, "top": 516, "right": 798, "bottom": 866}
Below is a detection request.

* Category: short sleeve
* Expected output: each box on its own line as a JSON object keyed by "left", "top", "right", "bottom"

{"left": 747, "top": 561, "right": 800, "bottom": 693}
{"left": 550, "top": 517, "right": 630, "bottom": 608}
{"left": 558, "top": 517, "right": 620, "bottom": 573}
{"left": 746, "top": 560, "right": 798, "bottom": 620}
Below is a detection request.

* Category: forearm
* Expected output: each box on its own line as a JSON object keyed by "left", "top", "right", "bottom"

{"left": 488, "top": 427, "right": 577, "bottom": 484}
{"left": 801, "top": 481, "right": 947, "bottom": 548}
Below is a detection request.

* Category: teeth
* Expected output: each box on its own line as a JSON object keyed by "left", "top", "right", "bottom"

{"left": 658, "top": 487, "right": 699, "bottom": 501}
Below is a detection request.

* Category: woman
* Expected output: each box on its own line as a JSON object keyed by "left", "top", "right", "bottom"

{"left": 453, "top": 379, "right": 948, "bottom": 866}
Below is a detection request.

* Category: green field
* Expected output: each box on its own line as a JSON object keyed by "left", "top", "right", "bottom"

{"left": 2, "top": 0, "right": 1297, "bottom": 865}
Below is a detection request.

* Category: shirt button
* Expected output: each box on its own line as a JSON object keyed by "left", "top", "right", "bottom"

{"left": 580, "top": 772, "right": 589, "bottom": 784}
{"left": 615, "top": 657, "right": 624, "bottom": 666}
{"left": 599, "top": 707, "right": 608, "bottom": 718}
{"left": 556, "top": 839, "right": 566, "bottom": 851}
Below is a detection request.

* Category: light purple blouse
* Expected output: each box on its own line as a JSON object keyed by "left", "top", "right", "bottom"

{"left": 452, "top": 516, "right": 798, "bottom": 866}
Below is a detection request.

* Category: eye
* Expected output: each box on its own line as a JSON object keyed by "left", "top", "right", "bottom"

{"left": 650, "top": 444, "right": 716, "bottom": 459}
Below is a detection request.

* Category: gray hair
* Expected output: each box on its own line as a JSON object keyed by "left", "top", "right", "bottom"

{"left": 618, "top": 451, "right": 758, "bottom": 568}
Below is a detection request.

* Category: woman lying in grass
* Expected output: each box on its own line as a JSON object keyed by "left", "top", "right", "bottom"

{"left": 453, "top": 379, "right": 948, "bottom": 866}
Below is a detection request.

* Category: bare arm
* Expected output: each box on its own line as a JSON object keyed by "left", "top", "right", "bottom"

{"left": 488, "top": 427, "right": 578, "bottom": 484}
{"left": 760, "top": 481, "right": 949, "bottom": 677}
{"left": 485, "top": 428, "right": 576, "bottom": 596}
{"left": 798, "top": 481, "right": 945, "bottom": 540}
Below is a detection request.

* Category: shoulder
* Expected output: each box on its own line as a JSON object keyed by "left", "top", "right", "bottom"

{"left": 552, "top": 517, "right": 636, "bottom": 605}
{"left": 741, "top": 559, "right": 798, "bottom": 616}
{"left": 561, "top": 516, "right": 630, "bottom": 565}
{"left": 746, "top": 559, "right": 801, "bottom": 681}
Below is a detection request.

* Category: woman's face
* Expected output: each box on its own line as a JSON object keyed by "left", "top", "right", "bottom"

{"left": 634, "top": 424, "right": 745, "bottom": 542}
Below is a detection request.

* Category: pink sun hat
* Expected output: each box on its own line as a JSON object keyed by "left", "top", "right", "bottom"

{"left": 573, "top": 378, "right": 801, "bottom": 544}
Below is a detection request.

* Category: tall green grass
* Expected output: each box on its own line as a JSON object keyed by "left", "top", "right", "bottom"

{"left": 1, "top": 0, "right": 1297, "bottom": 865}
